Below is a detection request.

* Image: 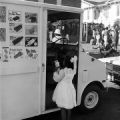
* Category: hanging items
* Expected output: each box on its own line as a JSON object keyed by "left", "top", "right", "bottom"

{"left": 102, "top": 5, "right": 111, "bottom": 19}
{"left": 94, "top": 7, "right": 101, "bottom": 20}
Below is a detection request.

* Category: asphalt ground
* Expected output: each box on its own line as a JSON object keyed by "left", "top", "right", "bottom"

{"left": 25, "top": 87, "right": 120, "bottom": 120}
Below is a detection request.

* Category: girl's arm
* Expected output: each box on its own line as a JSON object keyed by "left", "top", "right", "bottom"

{"left": 71, "top": 56, "right": 77, "bottom": 74}
{"left": 73, "top": 61, "right": 77, "bottom": 74}
{"left": 53, "top": 69, "right": 65, "bottom": 82}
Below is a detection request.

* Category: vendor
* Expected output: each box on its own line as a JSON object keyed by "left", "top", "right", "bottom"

{"left": 52, "top": 29, "right": 62, "bottom": 43}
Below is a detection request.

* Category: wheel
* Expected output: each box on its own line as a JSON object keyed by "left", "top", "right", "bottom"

{"left": 80, "top": 85, "right": 102, "bottom": 112}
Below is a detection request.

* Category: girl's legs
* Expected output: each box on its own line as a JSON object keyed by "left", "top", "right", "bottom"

{"left": 61, "top": 108, "right": 72, "bottom": 120}
{"left": 67, "top": 109, "right": 71, "bottom": 120}
{"left": 61, "top": 108, "right": 67, "bottom": 120}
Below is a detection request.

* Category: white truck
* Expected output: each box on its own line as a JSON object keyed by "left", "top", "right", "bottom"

{"left": 0, "top": 0, "right": 107, "bottom": 120}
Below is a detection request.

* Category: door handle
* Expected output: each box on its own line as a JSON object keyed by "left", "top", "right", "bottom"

{"left": 42, "top": 63, "right": 45, "bottom": 72}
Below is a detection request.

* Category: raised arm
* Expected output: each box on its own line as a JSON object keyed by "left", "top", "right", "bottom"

{"left": 53, "top": 60, "right": 65, "bottom": 82}
{"left": 70, "top": 56, "right": 77, "bottom": 74}
{"left": 53, "top": 69, "right": 65, "bottom": 82}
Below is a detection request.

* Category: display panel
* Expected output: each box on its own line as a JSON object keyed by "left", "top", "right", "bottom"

{"left": 0, "top": 4, "right": 40, "bottom": 75}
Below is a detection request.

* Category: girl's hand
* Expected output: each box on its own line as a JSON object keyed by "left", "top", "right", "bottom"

{"left": 70, "top": 56, "right": 77, "bottom": 63}
{"left": 54, "top": 60, "right": 60, "bottom": 67}
{"left": 70, "top": 57, "right": 74, "bottom": 63}
{"left": 74, "top": 56, "right": 77, "bottom": 62}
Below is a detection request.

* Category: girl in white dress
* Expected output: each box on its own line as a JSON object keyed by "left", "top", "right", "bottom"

{"left": 52, "top": 56, "right": 77, "bottom": 120}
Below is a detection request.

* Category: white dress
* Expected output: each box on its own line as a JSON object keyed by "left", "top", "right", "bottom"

{"left": 52, "top": 68, "right": 76, "bottom": 109}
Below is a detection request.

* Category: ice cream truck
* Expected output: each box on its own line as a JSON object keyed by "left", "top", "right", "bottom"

{"left": 0, "top": 0, "right": 107, "bottom": 120}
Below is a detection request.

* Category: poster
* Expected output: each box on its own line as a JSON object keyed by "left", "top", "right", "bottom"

{"left": 9, "top": 23, "right": 23, "bottom": 33}
{"left": 0, "top": 28, "right": 6, "bottom": 42}
{"left": 25, "top": 37, "right": 38, "bottom": 47}
{"left": 0, "top": 6, "right": 6, "bottom": 22}
{"left": 9, "top": 10, "right": 21, "bottom": 22}
{"left": 26, "top": 48, "right": 38, "bottom": 59}
{"left": 25, "top": 25, "right": 37, "bottom": 35}
{"left": 9, "top": 48, "right": 24, "bottom": 59}
{"left": 2, "top": 47, "right": 9, "bottom": 62}
{"left": 10, "top": 36, "right": 24, "bottom": 46}
{"left": 25, "top": 12, "right": 37, "bottom": 23}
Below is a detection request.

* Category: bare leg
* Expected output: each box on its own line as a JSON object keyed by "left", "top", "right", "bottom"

{"left": 61, "top": 108, "right": 67, "bottom": 120}
{"left": 67, "top": 109, "right": 71, "bottom": 120}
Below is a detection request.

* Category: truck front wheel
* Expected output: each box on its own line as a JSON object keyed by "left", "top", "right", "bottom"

{"left": 80, "top": 85, "right": 102, "bottom": 112}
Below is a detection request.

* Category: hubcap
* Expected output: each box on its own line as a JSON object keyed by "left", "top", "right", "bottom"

{"left": 84, "top": 91, "right": 99, "bottom": 109}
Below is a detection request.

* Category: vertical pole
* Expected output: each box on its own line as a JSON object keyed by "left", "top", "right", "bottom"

{"left": 77, "top": 11, "right": 83, "bottom": 105}
{"left": 40, "top": 6, "right": 47, "bottom": 112}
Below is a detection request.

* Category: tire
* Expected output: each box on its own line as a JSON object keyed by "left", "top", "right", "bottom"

{"left": 80, "top": 85, "right": 102, "bottom": 112}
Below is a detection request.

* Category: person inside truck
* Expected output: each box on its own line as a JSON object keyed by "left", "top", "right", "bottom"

{"left": 52, "top": 28, "right": 62, "bottom": 43}
{"left": 52, "top": 55, "right": 77, "bottom": 120}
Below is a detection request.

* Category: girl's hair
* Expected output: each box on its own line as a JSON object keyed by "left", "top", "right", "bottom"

{"left": 53, "top": 58, "right": 61, "bottom": 72}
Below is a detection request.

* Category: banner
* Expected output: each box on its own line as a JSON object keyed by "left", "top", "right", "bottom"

{"left": 94, "top": 7, "right": 100, "bottom": 20}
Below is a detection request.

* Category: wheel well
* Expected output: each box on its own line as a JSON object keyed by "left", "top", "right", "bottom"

{"left": 85, "top": 81, "right": 105, "bottom": 91}
{"left": 81, "top": 81, "right": 105, "bottom": 100}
